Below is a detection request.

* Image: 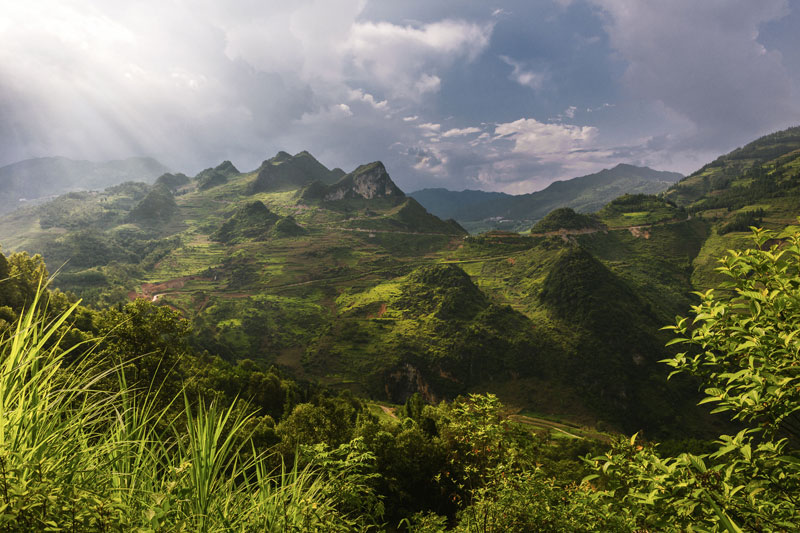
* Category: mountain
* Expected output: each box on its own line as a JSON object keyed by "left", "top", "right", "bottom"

{"left": 0, "top": 156, "right": 169, "bottom": 214}
{"left": 321, "top": 162, "right": 404, "bottom": 201}
{"left": 248, "top": 151, "right": 343, "bottom": 194}
{"left": 195, "top": 161, "right": 240, "bottom": 191}
{"left": 664, "top": 125, "right": 800, "bottom": 209}
{"left": 210, "top": 201, "right": 305, "bottom": 243}
{"left": 410, "top": 164, "right": 682, "bottom": 232}
{"left": 406, "top": 188, "right": 513, "bottom": 220}
{"left": 6, "top": 130, "right": 800, "bottom": 436}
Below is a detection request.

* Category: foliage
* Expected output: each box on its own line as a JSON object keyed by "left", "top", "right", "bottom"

{"left": 210, "top": 201, "right": 280, "bottom": 243}
{"left": 586, "top": 227, "right": 800, "bottom": 531}
{"left": 127, "top": 183, "right": 177, "bottom": 225}
{"left": 718, "top": 208, "right": 765, "bottom": 235}
{"left": 531, "top": 207, "right": 604, "bottom": 233}
{"left": 597, "top": 193, "right": 685, "bottom": 227}
{"left": 0, "top": 286, "right": 378, "bottom": 531}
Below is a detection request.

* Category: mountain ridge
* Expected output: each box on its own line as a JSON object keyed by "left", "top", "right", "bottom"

{"left": 410, "top": 163, "right": 682, "bottom": 232}
{"left": 0, "top": 156, "right": 170, "bottom": 214}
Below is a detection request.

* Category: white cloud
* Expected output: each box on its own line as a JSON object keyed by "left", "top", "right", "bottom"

{"left": 345, "top": 19, "right": 492, "bottom": 99}
{"left": 403, "top": 115, "right": 419, "bottom": 122}
{"left": 414, "top": 74, "right": 442, "bottom": 95}
{"left": 417, "top": 122, "right": 441, "bottom": 132}
{"left": 499, "top": 55, "right": 547, "bottom": 90}
{"left": 348, "top": 88, "right": 388, "bottom": 110}
{"left": 442, "top": 127, "right": 482, "bottom": 137}
{"left": 494, "top": 118, "right": 598, "bottom": 157}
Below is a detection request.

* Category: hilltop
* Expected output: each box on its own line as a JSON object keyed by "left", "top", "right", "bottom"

{"left": 0, "top": 156, "right": 169, "bottom": 214}
{"left": 249, "top": 151, "right": 343, "bottom": 193}
{"left": 664, "top": 126, "right": 800, "bottom": 209}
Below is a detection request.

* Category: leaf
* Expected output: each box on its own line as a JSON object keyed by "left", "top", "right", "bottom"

{"left": 704, "top": 493, "right": 744, "bottom": 533}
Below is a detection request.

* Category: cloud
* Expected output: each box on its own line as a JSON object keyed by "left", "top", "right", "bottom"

{"left": 348, "top": 88, "right": 388, "bottom": 110}
{"left": 590, "top": 0, "right": 800, "bottom": 148}
{"left": 417, "top": 122, "right": 442, "bottom": 132}
{"left": 495, "top": 118, "right": 598, "bottom": 157}
{"left": 499, "top": 55, "right": 547, "bottom": 90}
{"left": 344, "top": 19, "right": 493, "bottom": 99}
{"left": 0, "top": 1, "right": 494, "bottom": 172}
{"left": 442, "top": 127, "right": 482, "bottom": 137}
{"left": 393, "top": 116, "right": 619, "bottom": 193}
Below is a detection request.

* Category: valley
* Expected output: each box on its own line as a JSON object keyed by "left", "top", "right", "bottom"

{"left": 3, "top": 126, "right": 798, "bottom": 437}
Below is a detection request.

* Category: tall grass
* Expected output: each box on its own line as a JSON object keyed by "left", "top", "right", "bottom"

{"left": 0, "top": 286, "right": 370, "bottom": 531}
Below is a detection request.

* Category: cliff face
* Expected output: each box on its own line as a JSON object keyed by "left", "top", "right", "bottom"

{"left": 324, "top": 162, "right": 405, "bottom": 201}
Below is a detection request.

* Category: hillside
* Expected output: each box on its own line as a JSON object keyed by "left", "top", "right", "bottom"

{"left": 0, "top": 156, "right": 169, "bottom": 214}
{"left": 249, "top": 151, "right": 343, "bottom": 193}
{"left": 664, "top": 126, "right": 800, "bottom": 208}
{"left": 410, "top": 163, "right": 682, "bottom": 232}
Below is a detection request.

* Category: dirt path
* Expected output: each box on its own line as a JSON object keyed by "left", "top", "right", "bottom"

{"left": 379, "top": 405, "right": 398, "bottom": 419}
{"left": 326, "top": 226, "right": 459, "bottom": 237}
{"left": 509, "top": 414, "right": 610, "bottom": 442}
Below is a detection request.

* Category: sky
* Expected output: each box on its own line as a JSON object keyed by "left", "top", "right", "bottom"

{"left": 1, "top": 1, "right": 799, "bottom": 193}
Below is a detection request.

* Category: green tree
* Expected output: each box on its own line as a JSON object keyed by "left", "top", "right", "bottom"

{"left": 588, "top": 227, "right": 800, "bottom": 531}
{"left": 95, "top": 299, "right": 190, "bottom": 396}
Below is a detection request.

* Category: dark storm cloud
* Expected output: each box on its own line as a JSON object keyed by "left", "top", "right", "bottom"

{"left": 590, "top": 0, "right": 800, "bottom": 150}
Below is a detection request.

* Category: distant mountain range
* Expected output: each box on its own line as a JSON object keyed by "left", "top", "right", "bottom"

{"left": 0, "top": 156, "right": 169, "bottom": 214}
{"left": 410, "top": 163, "right": 683, "bottom": 232}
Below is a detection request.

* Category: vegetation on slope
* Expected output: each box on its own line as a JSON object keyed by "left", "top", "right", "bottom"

{"left": 664, "top": 125, "right": 800, "bottom": 207}
{"left": 596, "top": 194, "right": 685, "bottom": 227}
{"left": 195, "top": 160, "right": 240, "bottom": 191}
{"left": 153, "top": 172, "right": 190, "bottom": 192}
{"left": 411, "top": 163, "right": 682, "bottom": 230}
{"left": 310, "top": 263, "right": 551, "bottom": 401}
{"left": 127, "top": 183, "right": 177, "bottom": 225}
{"left": 210, "top": 200, "right": 281, "bottom": 243}
{"left": 531, "top": 207, "right": 604, "bottom": 232}
{"left": 248, "top": 151, "right": 341, "bottom": 194}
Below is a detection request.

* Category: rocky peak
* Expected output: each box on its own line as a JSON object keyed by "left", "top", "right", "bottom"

{"left": 324, "top": 161, "right": 405, "bottom": 201}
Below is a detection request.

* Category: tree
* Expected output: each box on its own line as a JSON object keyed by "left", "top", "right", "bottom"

{"left": 95, "top": 299, "right": 191, "bottom": 397}
{"left": 588, "top": 227, "right": 800, "bottom": 531}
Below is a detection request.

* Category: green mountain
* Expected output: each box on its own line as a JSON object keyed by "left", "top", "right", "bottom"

{"left": 410, "top": 163, "right": 682, "bottom": 232}
{"left": 5, "top": 130, "right": 800, "bottom": 436}
{"left": 531, "top": 207, "right": 604, "bottom": 233}
{"left": 195, "top": 161, "right": 240, "bottom": 191}
{"left": 0, "top": 156, "right": 169, "bottom": 214}
{"left": 664, "top": 125, "right": 800, "bottom": 209}
{"left": 404, "top": 188, "right": 512, "bottom": 220}
{"left": 249, "top": 151, "right": 343, "bottom": 193}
